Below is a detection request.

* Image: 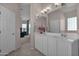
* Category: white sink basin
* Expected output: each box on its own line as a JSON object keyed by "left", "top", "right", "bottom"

{"left": 62, "top": 33, "right": 79, "bottom": 42}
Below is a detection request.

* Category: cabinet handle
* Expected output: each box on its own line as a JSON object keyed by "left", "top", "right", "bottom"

{"left": 0, "top": 31, "right": 1, "bottom": 34}
{"left": 0, "top": 12, "right": 1, "bottom": 15}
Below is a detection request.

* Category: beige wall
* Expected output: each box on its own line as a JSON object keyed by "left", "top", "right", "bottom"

{"left": 0, "top": 3, "right": 21, "bottom": 49}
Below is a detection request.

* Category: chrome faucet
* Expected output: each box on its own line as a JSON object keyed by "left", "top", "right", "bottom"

{"left": 61, "top": 33, "right": 67, "bottom": 37}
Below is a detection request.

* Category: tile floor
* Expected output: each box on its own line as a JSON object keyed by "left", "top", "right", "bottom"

{"left": 7, "top": 39, "right": 43, "bottom": 56}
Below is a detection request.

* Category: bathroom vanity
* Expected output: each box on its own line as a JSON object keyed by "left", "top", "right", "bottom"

{"left": 35, "top": 32, "right": 79, "bottom": 56}
{"left": 34, "top": 4, "right": 79, "bottom": 56}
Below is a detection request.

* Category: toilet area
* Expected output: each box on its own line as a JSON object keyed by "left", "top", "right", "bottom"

{"left": 0, "top": 3, "right": 79, "bottom": 56}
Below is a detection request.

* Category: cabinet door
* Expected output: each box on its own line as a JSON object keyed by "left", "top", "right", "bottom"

{"left": 47, "top": 36, "right": 56, "bottom": 56}
{"left": 35, "top": 34, "right": 43, "bottom": 53}
{"left": 42, "top": 35, "right": 47, "bottom": 55}
{"left": 57, "top": 38, "right": 68, "bottom": 56}
{"left": 57, "top": 38, "right": 78, "bottom": 56}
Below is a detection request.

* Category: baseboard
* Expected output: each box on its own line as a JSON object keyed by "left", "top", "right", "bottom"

{"left": 34, "top": 48, "right": 45, "bottom": 56}
{"left": 0, "top": 53, "right": 8, "bottom": 56}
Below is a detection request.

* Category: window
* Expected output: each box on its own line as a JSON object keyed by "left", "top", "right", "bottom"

{"left": 29, "top": 23, "right": 31, "bottom": 34}
{"left": 22, "top": 24, "right": 27, "bottom": 32}
{"left": 67, "top": 17, "right": 77, "bottom": 31}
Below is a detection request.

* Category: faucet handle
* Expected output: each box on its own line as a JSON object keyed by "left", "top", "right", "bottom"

{"left": 61, "top": 33, "right": 67, "bottom": 37}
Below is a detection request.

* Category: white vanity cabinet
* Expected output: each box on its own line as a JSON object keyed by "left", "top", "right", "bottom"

{"left": 57, "top": 38, "right": 78, "bottom": 56}
{"left": 35, "top": 33, "right": 79, "bottom": 56}
{"left": 47, "top": 35, "right": 57, "bottom": 56}
{"left": 57, "top": 38, "right": 69, "bottom": 56}
{"left": 35, "top": 33, "right": 57, "bottom": 56}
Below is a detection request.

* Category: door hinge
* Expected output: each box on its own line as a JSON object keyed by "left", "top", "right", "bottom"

{"left": 0, "top": 31, "right": 1, "bottom": 34}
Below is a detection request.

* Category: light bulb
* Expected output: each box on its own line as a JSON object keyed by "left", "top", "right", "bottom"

{"left": 43, "top": 9, "right": 47, "bottom": 14}
{"left": 43, "top": 9, "right": 47, "bottom": 12}
{"left": 46, "top": 7, "right": 51, "bottom": 10}
{"left": 41, "top": 10, "right": 44, "bottom": 14}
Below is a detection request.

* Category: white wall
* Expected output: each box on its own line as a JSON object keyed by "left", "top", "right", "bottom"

{"left": 20, "top": 4, "right": 31, "bottom": 44}
{"left": 40, "top": 3, "right": 52, "bottom": 9}
{"left": 35, "top": 16, "right": 47, "bottom": 32}
{"left": 20, "top": 3, "right": 30, "bottom": 21}
{"left": 30, "top": 4, "right": 42, "bottom": 48}
{"left": 48, "top": 10, "right": 61, "bottom": 33}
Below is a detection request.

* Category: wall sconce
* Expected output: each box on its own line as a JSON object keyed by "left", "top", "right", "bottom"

{"left": 41, "top": 6, "right": 51, "bottom": 14}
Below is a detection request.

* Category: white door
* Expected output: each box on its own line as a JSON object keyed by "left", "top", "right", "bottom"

{"left": 6, "top": 9, "right": 16, "bottom": 52}
{"left": 47, "top": 36, "right": 57, "bottom": 56}
{"left": 42, "top": 35, "right": 48, "bottom": 55}
{"left": 0, "top": 6, "right": 9, "bottom": 54}
{"left": 0, "top": 6, "right": 15, "bottom": 55}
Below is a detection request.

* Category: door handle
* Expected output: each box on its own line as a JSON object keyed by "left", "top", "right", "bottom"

{"left": 12, "top": 33, "right": 14, "bottom": 35}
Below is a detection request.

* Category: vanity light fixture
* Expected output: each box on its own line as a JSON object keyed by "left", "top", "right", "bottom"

{"left": 43, "top": 9, "right": 48, "bottom": 13}
{"left": 46, "top": 7, "right": 51, "bottom": 11}
{"left": 41, "top": 6, "right": 51, "bottom": 14}
{"left": 54, "top": 3, "right": 61, "bottom": 6}
{"left": 41, "top": 10, "right": 44, "bottom": 14}
{"left": 54, "top": 3, "right": 61, "bottom": 7}
{"left": 40, "top": 9, "right": 47, "bottom": 14}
